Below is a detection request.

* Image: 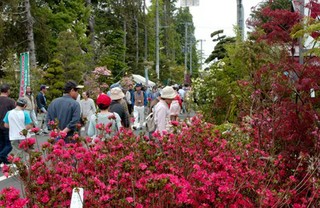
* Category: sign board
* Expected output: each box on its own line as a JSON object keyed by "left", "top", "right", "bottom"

{"left": 70, "top": 188, "right": 84, "bottom": 208}
{"left": 311, "top": 88, "right": 315, "bottom": 98}
{"left": 181, "top": 0, "right": 199, "bottom": 7}
{"left": 19, "top": 52, "right": 29, "bottom": 97}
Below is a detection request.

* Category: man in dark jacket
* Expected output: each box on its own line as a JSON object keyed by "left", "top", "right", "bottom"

{"left": 109, "top": 87, "right": 130, "bottom": 128}
{"left": 0, "top": 84, "right": 15, "bottom": 164}
{"left": 36, "top": 84, "right": 49, "bottom": 134}
{"left": 47, "top": 80, "right": 83, "bottom": 142}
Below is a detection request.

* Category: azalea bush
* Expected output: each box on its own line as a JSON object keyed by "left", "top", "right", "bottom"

{"left": 0, "top": 187, "right": 28, "bottom": 207}
{"left": 1, "top": 115, "right": 320, "bottom": 207}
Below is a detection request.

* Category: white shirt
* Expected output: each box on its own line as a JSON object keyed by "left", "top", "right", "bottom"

{"left": 80, "top": 98, "right": 96, "bottom": 118}
{"left": 154, "top": 100, "right": 170, "bottom": 134}
{"left": 3, "top": 109, "right": 32, "bottom": 140}
{"left": 125, "top": 91, "right": 131, "bottom": 105}
{"left": 178, "top": 89, "right": 185, "bottom": 100}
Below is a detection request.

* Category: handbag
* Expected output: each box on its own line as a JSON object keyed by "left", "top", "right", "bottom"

{"left": 146, "top": 112, "right": 156, "bottom": 132}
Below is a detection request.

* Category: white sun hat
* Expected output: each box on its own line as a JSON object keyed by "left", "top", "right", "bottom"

{"left": 161, "top": 86, "right": 177, "bottom": 99}
{"left": 110, "top": 87, "right": 125, "bottom": 100}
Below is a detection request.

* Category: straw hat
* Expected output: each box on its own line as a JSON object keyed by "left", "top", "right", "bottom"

{"left": 161, "top": 86, "right": 176, "bottom": 99}
{"left": 110, "top": 87, "right": 125, "bottom": 100}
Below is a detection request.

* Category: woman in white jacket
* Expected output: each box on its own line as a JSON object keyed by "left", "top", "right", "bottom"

{"left": 154, "top": 86, "right": 177, "bottom": 135}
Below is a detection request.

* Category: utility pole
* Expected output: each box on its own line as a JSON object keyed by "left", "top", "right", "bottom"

{"left": 123, "top": 20, "right": 127, "bottom": 63}
{"left": 198, "top": 39, "right": 206, "bottom": 70}
{"left": 144, "top": 0, "right": 149, "bottom": 86}
{"left": 299, "top": 0, "right": 305, "bottom": 65}
{"left": 184, "top": 22, "right": 190, "bottom": 82}
{"left": 236, "top": 0, "right": 244, "bottom": 40}
{"left": 189, "top": 39, "right": 192, "bottom": 75}
{"left": 155, "top": 0, "right": 160, "bottom": 80}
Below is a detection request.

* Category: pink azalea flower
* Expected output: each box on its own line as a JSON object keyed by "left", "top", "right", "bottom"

{"left": 36, "top": 176, "right": 45, "bottom": 185}
{"left": 49, "top": 130, "right": 58, "bottom": 138}
{"left": 72, "top": 133, "right": 79, "bottom": 140}
{"left": 12, "top": 157, "right": 21, "bottom": 163}
{"left": 171, "top": 120, "right": 179, "bottom": 126}
{"left": 47, "top": 120, "right": 55, "bottom": 126}
{"left": 126, "top": 197, "right": 134, "bottom": 203}
{"left": 85, "top": 137, "right": 92, "bottom": 143}
{"left": 96, "top": 123, "right": 104, "bottom": 130}
{"left": 18, "top": 138, "right": 36, "bottom": 150}
{"left": 30, "top": 127, "right": 40, "bottom": 133}
{"left": 59, "top": 131, "right": 67, "bottom": 139}
{"left": 139, "top": 163, "right": 148, "bottom": 170}
{"left": 41, "top": 195, "right": 49, "bottom": 203}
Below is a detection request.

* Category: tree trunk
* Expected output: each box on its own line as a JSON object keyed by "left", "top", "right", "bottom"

{"left": 123, "top": 20, "right": 127, "bottom": 63}
{"left": 86, "top": 0, "right": 95, "bottom": 47}
{"left": 143, "top": 0, "right": 148, "bottom": 61}
{"left": 25, "top": 0, "right": 36, "bottom": 69}
{"left": 135, "top": 15, "right": 139, "bottom": 70}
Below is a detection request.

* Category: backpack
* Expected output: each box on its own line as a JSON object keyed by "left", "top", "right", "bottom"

{"left": 145, "top": 112, "right": 156, "bottom": 132}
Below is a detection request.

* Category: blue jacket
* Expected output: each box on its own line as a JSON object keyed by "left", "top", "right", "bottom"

{"left": 129, "top": 89, "right": 134, "bottom": 107}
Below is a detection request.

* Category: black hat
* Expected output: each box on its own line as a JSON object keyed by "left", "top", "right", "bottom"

{"left": 63, "top": 80, "right": 84, "bottom": 93}
{"left": 135, "top": 83, "right": 143, "bottom": 87}
{"left": 40, "top": 85, "right": 49, "bottom": 90}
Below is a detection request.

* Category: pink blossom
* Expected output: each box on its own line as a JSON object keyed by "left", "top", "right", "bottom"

{"left": 36, "top": 176, "right": 45, "bottom": 185}
{"left": 41, "top": 195, "right": 49, "bottom": 203}
{"left": 139, "top": 163, "right": 148, "bottom": 170}
{"left": 126, "top": 197, "right": 134, "bottom": 203}
{"left": 18, "top": 138, "right": 36, "bottom": 150}
{"left": 289, "top": 175, "right": 297, "bottom": 183}
{"left": 72, "top": 133, "right": 79, "bottom": 140}
{"left": 59, "top": 131, "right": 67, "bottom": 139}
{"left": 85, "top": 137, "right": 92, "bottom": 143}
{"left": 47, "top": 120, "right": 56, "bottom": 126}
{"left": 30, "top": 127, "right": 40, "bottom": 133}
{"left": 96, "top": 123, "right": 104, "bottom": 130}
{"left": 49, "top": 130, "right": 58, "bottom": 138}
{"left": 171, "top": 120, "right": 179, "bottom": 126}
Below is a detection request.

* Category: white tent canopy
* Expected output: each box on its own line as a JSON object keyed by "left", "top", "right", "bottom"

{"left": 132, "top": 74, "right": 156, "bottom": 87}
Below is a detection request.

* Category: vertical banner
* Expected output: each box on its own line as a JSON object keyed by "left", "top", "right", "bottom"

{"left": 19, "top": 52, "right": 30, "bottom": 97}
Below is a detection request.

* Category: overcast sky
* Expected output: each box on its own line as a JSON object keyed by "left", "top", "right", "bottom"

{"left": 146, "top": 0, "right": 264, "bottom": 67}
{"left": 188, "top": 0, "right": 263, "bottom": 63}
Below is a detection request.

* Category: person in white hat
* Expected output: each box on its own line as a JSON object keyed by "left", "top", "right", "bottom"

{"left": 154, "top": 86, "right": 177, "bottom": 135}
{"left": 109, "top": 87, "right": 130, "bottom": 128}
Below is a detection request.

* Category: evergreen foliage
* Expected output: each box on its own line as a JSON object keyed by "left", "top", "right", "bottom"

{"left": 0, "top": 0, "right": 198, "bottom": 100}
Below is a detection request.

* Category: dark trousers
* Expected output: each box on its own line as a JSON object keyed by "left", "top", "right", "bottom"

{"left": 128, "top": 103, "right": 133, "bottom": 115}
{"left": 0, "top": 129, "right": 12, "bottom": 160}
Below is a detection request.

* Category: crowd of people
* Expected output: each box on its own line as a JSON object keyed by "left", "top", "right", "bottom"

{"left": 0, "top": 80, "right": 191, "bottom": 164}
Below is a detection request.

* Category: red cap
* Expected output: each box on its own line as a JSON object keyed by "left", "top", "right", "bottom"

{"left": 97, "top": 94, "right": 111, "bottom": 106}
